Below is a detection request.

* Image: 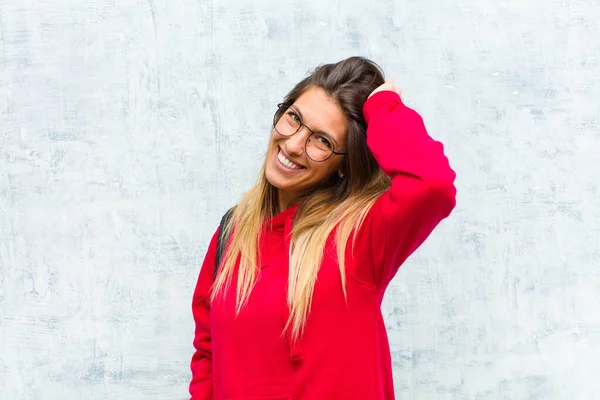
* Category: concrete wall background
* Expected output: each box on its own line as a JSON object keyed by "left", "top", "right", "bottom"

{"left": 1, "top": 0, "right": 599, "bottom": 399}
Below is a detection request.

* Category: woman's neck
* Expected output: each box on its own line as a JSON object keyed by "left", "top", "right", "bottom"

{"left": 277, "top": 189, "right": 299, "bottom": 214}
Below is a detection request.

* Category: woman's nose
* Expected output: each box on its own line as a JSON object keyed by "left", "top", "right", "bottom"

{"left": 285, "top": 127, "right": 309, "bottom": 155}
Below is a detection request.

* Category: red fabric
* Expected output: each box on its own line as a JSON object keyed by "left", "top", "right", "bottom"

{"left": 190, "top": 90, "right": 457, "bottom": 400}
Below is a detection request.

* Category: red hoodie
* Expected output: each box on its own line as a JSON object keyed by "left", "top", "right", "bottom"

{"left": 190, "top": 90, "right": 457, "bottom": 400}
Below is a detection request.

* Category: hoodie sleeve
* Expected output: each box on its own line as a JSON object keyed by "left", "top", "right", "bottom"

{"left": 349, "top": 90, "right": 457, "bottom": 288}
{"left": 189, "top": 228, "right": 219, "bottom": 400}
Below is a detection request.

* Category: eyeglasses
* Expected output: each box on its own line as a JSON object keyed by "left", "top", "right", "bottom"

{"left": 273, "top": 103, "right": 347, "bottom": 162}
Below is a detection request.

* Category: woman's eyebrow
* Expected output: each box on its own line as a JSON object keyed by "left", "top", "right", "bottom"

{"left": 289, "top": 105, "right": 339, "bottom": 145}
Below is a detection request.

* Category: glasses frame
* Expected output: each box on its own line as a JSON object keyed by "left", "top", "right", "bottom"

{"left": 273, "top": 103, "right": 347, "bottom": 162}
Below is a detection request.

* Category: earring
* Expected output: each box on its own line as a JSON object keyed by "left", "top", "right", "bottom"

{"left": 338, "top": 171, "right": 345, "bottom": 178}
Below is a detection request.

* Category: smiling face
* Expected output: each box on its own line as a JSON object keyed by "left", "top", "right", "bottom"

{"left": 265, "top": 86, "right": 349, "bottom": 210}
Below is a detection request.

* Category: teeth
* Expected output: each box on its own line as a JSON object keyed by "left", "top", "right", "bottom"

{"left": 278, "top": 150, "right": 301, "bottom": 169}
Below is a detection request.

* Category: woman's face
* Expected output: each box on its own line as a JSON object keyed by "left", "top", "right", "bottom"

{"left": 265, "top": 86, "right": 349, "bottom": 207}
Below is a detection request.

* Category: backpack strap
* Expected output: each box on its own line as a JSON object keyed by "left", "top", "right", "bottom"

{"left": 214, "top": 207, "right": 236, "bottom": 281}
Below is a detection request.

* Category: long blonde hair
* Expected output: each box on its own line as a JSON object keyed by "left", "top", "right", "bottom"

{"left": 211, "top": 57, "right": 390, "bottom": 341}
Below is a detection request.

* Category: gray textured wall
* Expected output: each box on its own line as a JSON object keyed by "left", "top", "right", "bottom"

{"left": 1, "top": 0, "right": 599, "bottom": 399}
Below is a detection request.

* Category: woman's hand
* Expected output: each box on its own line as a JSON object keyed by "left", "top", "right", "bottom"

{"left": 368, "top": 78, "right": 401, "bottom": 100}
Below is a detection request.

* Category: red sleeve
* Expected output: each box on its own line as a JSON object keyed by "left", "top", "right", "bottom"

{"left": 349, "top": 90, "right": 457, "bottom": 288}
{"left": 189, "top": 228, "right": 219, "bottom": 400}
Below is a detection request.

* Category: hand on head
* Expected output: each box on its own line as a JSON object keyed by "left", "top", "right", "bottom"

{"left": 368, "top": 78, "right": 401, "bottom": 100}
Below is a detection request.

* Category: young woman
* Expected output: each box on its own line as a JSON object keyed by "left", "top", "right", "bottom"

{"left": 189, "top": 56, "right": 457, "bottom": 400}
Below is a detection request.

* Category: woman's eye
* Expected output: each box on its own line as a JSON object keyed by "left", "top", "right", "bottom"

{"left": 318, "top": 136, "right": 333, "bottom": 148}
{"left": 288, "top": 112, "right": 300, "bottom": 122}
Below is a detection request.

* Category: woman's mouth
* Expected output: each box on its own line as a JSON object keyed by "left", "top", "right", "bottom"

{"left": 277, "top": 149, "right": 305, "bottom": 171}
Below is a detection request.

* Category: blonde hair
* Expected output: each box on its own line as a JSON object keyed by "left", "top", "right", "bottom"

{"left": 211, "top": 57, "right": 389, "bottom": 341}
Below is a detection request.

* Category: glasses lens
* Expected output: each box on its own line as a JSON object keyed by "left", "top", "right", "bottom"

{"left": 274, "top": 106, "right": 300, "bottom": 136}
{"left": 306, "top": 133, "right": 334, "bottom": 162}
